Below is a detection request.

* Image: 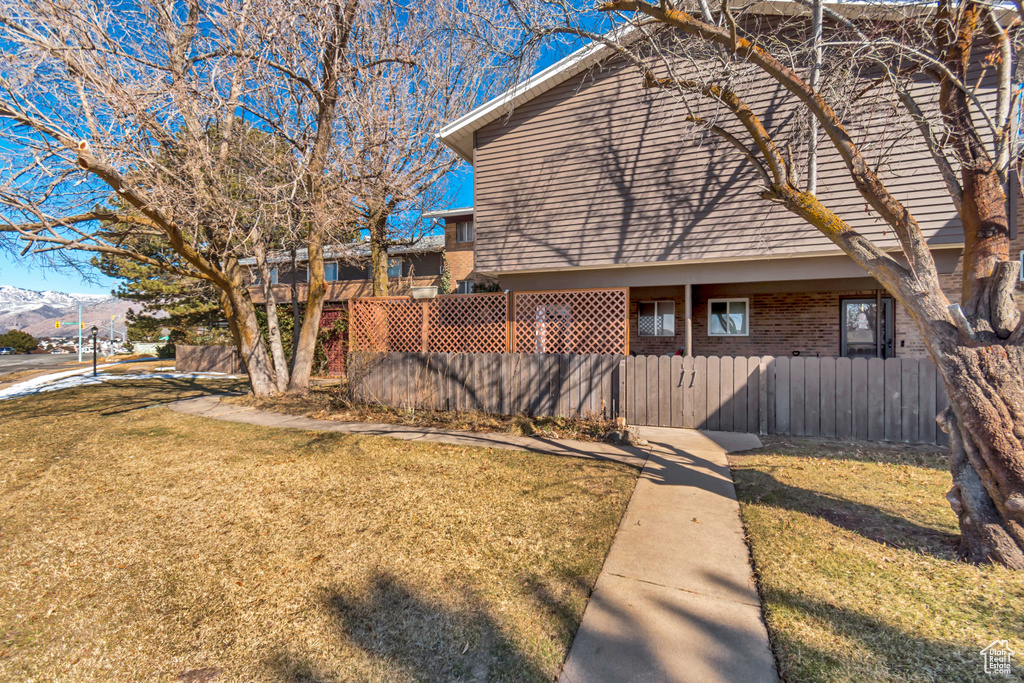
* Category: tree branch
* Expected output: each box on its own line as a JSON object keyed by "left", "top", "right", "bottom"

{"left": 600, "top": 0, "right": 943, "bottom": 294}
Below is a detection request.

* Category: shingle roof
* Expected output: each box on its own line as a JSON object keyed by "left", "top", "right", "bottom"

{"left": 238, "top": 234, "right": 445, "bottom": 267}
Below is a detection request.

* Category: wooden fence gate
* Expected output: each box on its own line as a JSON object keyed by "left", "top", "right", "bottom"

{"left": 175, "top": 344, "right": 244, "bottom": 374}
{"left": 625, "top": 355, "right": 949, "bottom": 445}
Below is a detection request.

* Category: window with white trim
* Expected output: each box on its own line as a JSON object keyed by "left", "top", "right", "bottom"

{"left": 708, "top": 298, "right": 749, "bottom": 336}
{"left": 387, "top": 258, "right": 402, "bottom": 278}
{"left": 456, "top": 279, "right": 473, "bottom": 294}
{"left": 638, "top": 301, "right": 675, "bottom": 337}
{"left": 324, "top": 262, "right": 339, "bottom": 281}
{"left": 456, "top": 221, "right": 474, "bottom": 243}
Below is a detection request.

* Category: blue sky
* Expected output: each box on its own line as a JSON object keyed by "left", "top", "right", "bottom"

{"left": 0, "top": 253, "right": 120, "bottom": 296}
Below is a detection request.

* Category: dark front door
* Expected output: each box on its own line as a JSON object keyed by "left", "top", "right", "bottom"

{"left": 841, "top": 297, "right": 894, "bottom": 358}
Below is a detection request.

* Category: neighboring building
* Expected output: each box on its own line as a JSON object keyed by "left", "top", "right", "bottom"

{"left": 242, "top": 215, "right": 482, "bottom": 305}
{"left": 437, "top": 12, "right": 1022, "bottom": 359}
{"left": 422, "top": 207, "right": 483, "bottom": 294}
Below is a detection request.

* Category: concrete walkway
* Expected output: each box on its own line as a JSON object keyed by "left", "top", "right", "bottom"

{"left": 169, "top": 394, "right": 650, "bottom": 468}
{"left": 169, "top": 395, "right": 778, "bottom": 683}
{"left": 560, "top": 426, "right": 778, "bottom": 683}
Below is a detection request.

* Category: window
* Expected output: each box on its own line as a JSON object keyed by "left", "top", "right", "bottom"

{"left": 253, "top": 267, "right": 279, "bottom": 285}
{"left": 456, "top": 279, "right": 474, "bottom": 294}
{"left": 638, "top": 301, "right": 675, "bottom": 337}
{"left": 387, "top": 258, "right": 402, "bottom": 278}
{"left": 456, "top": 221, "right": 474, "bottom": 243}
{"left": 324, "top": 262, "right": 339, "bottom": 281}
{"left": 708, "top": 298, "right": 749, "bottom": 336}
{"left": 841, "top": 297, "right": 894, "bottom": 358}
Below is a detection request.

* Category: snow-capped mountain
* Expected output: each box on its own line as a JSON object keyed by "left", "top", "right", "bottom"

{"left": 0, "top": 285, "right": 109, "bottom": 315}
{"left": 0, "top": 285, "right": 131, "bottom": 338}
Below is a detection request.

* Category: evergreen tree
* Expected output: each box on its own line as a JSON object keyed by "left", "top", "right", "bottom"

{"left": 91, "top": 238, "right": 224, "bottom": 345}
{"left": 0, "top": 330, "right": 39, "bottom": 354}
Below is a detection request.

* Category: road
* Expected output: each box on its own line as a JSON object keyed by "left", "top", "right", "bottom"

{"left": 0, "top": 353, "right": 85, "bottom": 377}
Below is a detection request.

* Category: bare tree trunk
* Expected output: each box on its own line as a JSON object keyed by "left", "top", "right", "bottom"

{"left": 291, "top": 247, "right": 301, "bottom": 362}
{"left": 283, "top": 0, "right": 358, "bottom": 395}
{"left": 216, "top": 275, "right": 279, "bottom": 397}
{"left": 287, "top": 231, "right": 327, "bottom": 393}
{"left": 254, "top": 243, "right": 290, "bottom": 393}
{"left": 938, "top": 345, "right": 1024, "bottom": 569}
{"left": 369, "top": 212, "right": 389, "bottom": 297}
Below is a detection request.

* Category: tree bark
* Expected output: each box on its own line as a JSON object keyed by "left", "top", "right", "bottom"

{"left": 283, "top": 0, "right": 358, "bottom": 395}
{"left": 369, "top": 211, "right": 389, "bottom": 297}
{"left": 254, "top": 243, "right": 290, "bottom": 393}
{"left": 213, "top": 257, "right": 278, "bottom": 396}
{"left": 938, "top": 345, "right": 1024, "bottom": 569}
{"left": 287, "top": 232, "right": 327, "bottom": 393}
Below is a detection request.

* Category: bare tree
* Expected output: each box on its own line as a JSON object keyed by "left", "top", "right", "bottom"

{"left": 339, "top": 0, "right": 502, "bottom": 296}
{"left": 506, "top": 0, "right": 1024, "bottom": 567}
{"left": 0, "top": 0, "right": 506, "bottom": 396}
{"left": 0, "top": 0, "right": 290, "bottom": 395}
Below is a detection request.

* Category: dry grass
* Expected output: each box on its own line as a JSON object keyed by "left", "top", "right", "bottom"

{"left": 732, "top": 436, "right": 1024, "bottom": 682}
{"left": 0, "top": 378, "right": 637, "bottom": 682}
{"left": 229, "top": 387, "right": 618, "bottom": 443}
{"left": 0, "top": 366, "right": 57, "bottom": 386}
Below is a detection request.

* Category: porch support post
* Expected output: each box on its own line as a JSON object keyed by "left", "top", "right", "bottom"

{"left": 684, "top": 283, "right": 693, "bottom": 357}
{"left": 875, "top": 289, "right": 882, "bottom": 358}
{"left": 876, "top": 290, "right": 884, "bottom": 360}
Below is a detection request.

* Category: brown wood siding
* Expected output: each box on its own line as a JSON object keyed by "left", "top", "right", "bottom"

{"left": 473, "top": 56, "right": 968, "bottom": 273}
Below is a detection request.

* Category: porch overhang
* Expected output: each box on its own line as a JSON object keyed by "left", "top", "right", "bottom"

{"left": 493, "top": 247, "right": 963, "bottom": 291}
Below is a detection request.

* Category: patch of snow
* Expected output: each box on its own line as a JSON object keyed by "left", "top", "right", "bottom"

{"left": 0, "top": 365, "right": 237, "bottom": 401}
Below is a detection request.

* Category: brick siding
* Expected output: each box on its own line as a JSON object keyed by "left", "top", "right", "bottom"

{"left": 628, "top": 203, "right": 1024, "bottom": 359}
{"left": 631, "top": 288, "right": 884, "bottom": 358}
{"left": 443, "top": 214, "right": 476, "bottom": 283}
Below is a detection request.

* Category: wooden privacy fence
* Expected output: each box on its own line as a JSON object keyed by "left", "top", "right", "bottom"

{"left": 348, "top": 351, "right": 622, "bottom": 418}
{"left": 175, "top": 344, "right": 244, "bottom": 374}
{"left": 625, "top": 355, "right": 949, "bottom": 445}
{"left": 350, "top": 352, "right": 950, "bottom": 446}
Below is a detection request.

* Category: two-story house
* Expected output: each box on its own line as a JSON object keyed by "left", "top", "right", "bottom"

{"left": 242, "top": 209, "right": 484, "bottom": 305}
{"left": 437, "top": 13, "right": 1022, "bottom": 360}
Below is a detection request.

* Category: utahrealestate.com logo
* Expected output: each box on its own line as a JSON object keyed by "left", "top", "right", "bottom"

{"left": 981, "top": 639, "right": 1014, "bottom": 676}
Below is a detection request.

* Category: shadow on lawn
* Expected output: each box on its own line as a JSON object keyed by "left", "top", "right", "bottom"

{"left": 734, "top": 468, "right": 958, "bottom": 558}
{"left": 764, "top": 587, "right": 1024, "bottom": 682}
{"left": 0, "top": 377, "right": 248, "bottom": 419}
{"left": 272, "top": 572, "right": 551, "bottom": 682}
{"left": 754, "top": 436, "right": 950, "bottom": 471}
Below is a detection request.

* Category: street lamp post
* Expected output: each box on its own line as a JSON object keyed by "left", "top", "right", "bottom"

{"left": 90, "top": 326, "right": 99, "bottom": 377}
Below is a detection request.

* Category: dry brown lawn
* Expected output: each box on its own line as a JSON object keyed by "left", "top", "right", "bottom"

{"left": 0, "top": 377, "right": 637, "bottom": 682}
{"left": 733, "top": 437, "right": 1024, "bottom": 682}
